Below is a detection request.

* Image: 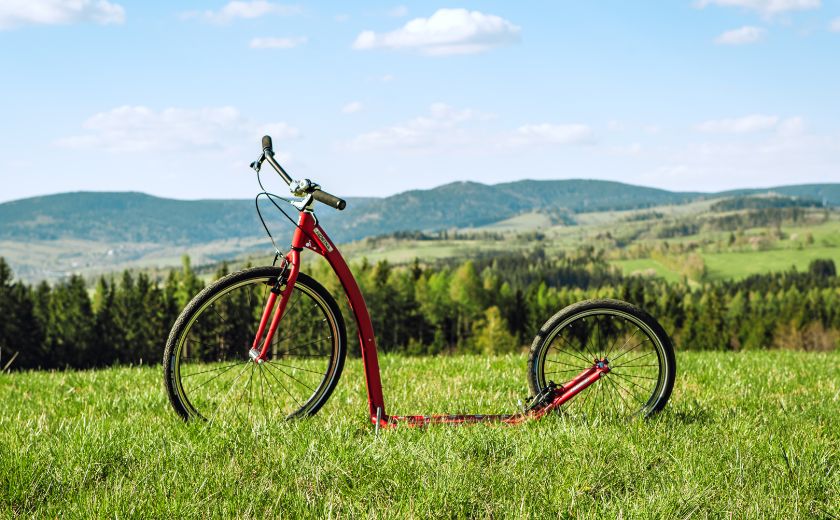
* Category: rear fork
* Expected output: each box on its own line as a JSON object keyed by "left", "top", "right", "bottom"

{"left": 375, "top": 358, "right": 611, "bottom": 428}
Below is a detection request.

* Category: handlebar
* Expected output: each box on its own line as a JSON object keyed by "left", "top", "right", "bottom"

{"left": 258, "top": 135, "right": 346, "bottom": 211}
{"left": 312, "top": 189, "right": 346, "bottom": 210}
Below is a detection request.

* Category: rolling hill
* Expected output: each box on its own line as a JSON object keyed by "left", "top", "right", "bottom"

{"left": 0, "top": 180, "right": 837, "bottom": 281}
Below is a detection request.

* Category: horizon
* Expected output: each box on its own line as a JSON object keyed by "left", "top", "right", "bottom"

{"left": 2, "top": 177, "right": 839, "bottom": 205}
{"left": 2, "top": 1, "right": 840, "bottom": 204}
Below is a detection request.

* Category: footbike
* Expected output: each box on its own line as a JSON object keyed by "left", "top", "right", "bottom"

{"left": 163, "top": 136, "right": 676, "bottom": 428}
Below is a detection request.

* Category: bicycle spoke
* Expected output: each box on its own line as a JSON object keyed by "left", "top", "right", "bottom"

{"left": 579, "top": 317, "right": 601, "bottom": 361}
{"left": 610, "top": 361, "right": 657, "bottom": 370}
{"left": 545, "top": 358, "right": 590, "bottom": 369}
{"left": 610, "top": 337, "right": 652, "bottom": 363}
{"left": 603, "top": 316, "right": 628, "bottom": 359}
{"left": 550, "top": 333, "right": 596, "bottom": 365}
{"left": 596, "top": 315, "right": 606, "bottom": 360}
{"left": 612, "top": 371, "right": 658, "bottom": 381}
{"left": 609, "top": 372, "right": 648, "bottom": 403}
{"left": 246, "top": 363, "right": 255, "bottom": 420}
{"left": 259, "top": 363, "right": 294, "bottom": 414}
{"left": 611, "top": 377, "right": 646, "bottom": 407}
{"left": 209, "top": 303, "right": 230, "bottom": 327}
{"left": 231, "top": 363, "right": 255, "bottom": 425}
{"left": 611, "top": 350, "right": 656, "bottom": 369}
{"left": 274, "top": 336, "right": 333, "bottom": 357}
{"left": 181, "top": 361, "right": 244, "bottom": 379}
{"left": 603, "top": 376, "right": 620, "bottom": 418}
{"left": 267, "top": 360, "right": 329, "bottom": 376}
{"left": 262, "top": 360, "right": 303, "bottom": 408}
{"left": 207, "top": 362, "right": 252, "bottom": 424}
{"left": 258, "top": 362, "right": 266, "bottom": 421}
{"left": 264, "top": 361, "right": 317, "bottom": 393}
{"left": 545, "top": 367, "right": 588, "bottom": 377}
{"left": 190, "top": 361, "right": 248, "bottom": 393}
{"left": 606, "top": 327, "right": 638, "bottom": 359}
{"left": 603, "top": 375, "right": 627, "bottom": 414}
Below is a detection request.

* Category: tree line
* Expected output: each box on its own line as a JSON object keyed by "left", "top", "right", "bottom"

{"left": 1, "top": 251, "right": 837, "bottom": 370}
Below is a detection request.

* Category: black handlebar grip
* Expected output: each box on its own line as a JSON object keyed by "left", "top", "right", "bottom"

{"left": 262, "top": 135, "right": 273, "bottom": 153}
{"left": 312, "top": 189, "right": 346, "bottom": 210}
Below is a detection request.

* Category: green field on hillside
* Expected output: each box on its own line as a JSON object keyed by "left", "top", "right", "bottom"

{"left": 2, "top": 352, "right": 837, "bottom": 518}
{"left": 702, "top": 247, "right": 840, "bottom": 280}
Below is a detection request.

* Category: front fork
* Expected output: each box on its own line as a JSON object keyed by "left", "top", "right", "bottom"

{"left": 249, "top": 250, "right": 301, "bottom": 363}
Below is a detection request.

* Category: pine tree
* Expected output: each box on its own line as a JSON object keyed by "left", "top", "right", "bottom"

{"left": 449, "top": 261, "right": 484, "bottom": 350}
{"left": 46, "top": 275, "right": 95, "bottom": 367}
{"left": 472, "top": 306, "right": 519, "bottom": 355}
{"left": 92, "top": 277, "right": 120, "bottom": 366}
{"left": 0, "top": 259, "right": 46, "bottom": 369}
{"left": 176, "top": 255, "right": 203, "bottom": 308}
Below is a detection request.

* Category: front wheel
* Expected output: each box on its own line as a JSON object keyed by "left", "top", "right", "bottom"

{"left": 528, "top": 299, "right": 676, "bottom": 420}
{"left": 163, "top": 266, "right": 347, "bottom": 424}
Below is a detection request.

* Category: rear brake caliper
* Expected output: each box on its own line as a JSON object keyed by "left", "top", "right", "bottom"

{"left": 523, "top": 381, "right": 559, "bottom": 412}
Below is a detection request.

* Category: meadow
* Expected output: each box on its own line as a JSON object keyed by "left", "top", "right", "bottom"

{"left": 2, "top": 351, "right": 838, "bottom": 518}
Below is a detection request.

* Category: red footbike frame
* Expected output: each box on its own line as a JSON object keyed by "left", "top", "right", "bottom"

{"left": 249, "top": 202, "right": 609, "bottom": 429}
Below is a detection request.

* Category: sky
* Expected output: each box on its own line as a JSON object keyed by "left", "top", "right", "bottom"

{"left": 1, "top": 0, "right": 839, "bottom": 203}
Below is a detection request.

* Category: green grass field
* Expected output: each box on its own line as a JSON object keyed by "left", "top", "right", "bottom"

{"left": 612, "top": 243, "right": 840, "bottom": 282}
{"left": 2, "top": 351, "right": 838, "bottom": 518}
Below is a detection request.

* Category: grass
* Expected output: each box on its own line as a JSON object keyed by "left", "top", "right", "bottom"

{"left": 2, "top": 351, "right": 838, "bottom": 518}
{"left": 701, "top": 246, "right": 840, "bottom": 280}
{"left": 610, "top": 245, "right": 840, "bottom": 282}
{"left": 608, "top": 258, "right": 686, "bottom": 283}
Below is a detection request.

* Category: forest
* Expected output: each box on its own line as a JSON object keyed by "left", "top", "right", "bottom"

{"left": 0, "top": 250, "right": 837, "bottom": 370}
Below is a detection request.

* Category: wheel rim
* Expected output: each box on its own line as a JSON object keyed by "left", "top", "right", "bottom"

{"left": 536, "top": 309, "right": 668, "bottom": 420}
{"left": 172, "top": 275, "right": 341, "bottom": 424}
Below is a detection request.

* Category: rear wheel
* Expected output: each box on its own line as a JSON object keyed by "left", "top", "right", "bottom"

{"left": 528, "top": 299, "right": 676, "bottom": 420}
{"left": 163, "top": 267, "right": 346, "bottom": 424}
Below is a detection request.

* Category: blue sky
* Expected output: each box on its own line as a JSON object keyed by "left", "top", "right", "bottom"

{"left": 1, "top": 0, "right": 839, "bottom": 203}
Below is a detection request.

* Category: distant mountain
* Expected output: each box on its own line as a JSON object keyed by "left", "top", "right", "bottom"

{"left": 2, "top": 181, "right": 838, "bottom": 245}
{"left": 331, "top": 179, "right": 701, "bottom": 241}
{"left": 722, "top": 184, "right": 840, "bottom": 207}
{"left": 0, "top": 192, "right": 374, "bottom": 244}
{"left": 0, "top": 180, "right": 837, "bottom": 281}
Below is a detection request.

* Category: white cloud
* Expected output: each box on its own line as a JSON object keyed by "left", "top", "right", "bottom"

{"left": 608, "top": 143, "right": 643, "bottom": 156}
{"left": 695, "top": 0, "right": 820, "bottom": 16}
{"left": 257, "top": 122, "right": 301, "bottom": 140}
{"left": 510, "top": 124, "right": 595, "bottom": 146}
{"left": 341, "top": 101, "right": 363, "bottom": 114}
{"left": 346, "top": 105, "right": 599, "bottom": 153}
{"left": 715, "top": 26, "right": 766, "bottom": 44}
{"left": 352, "top": 8, "right": 520, "bottom": 56}
{"left": 697, "top": 114, "right": 780, "bottom": 133}
{"left": 777, "top": 116, "right": 805, "bottom": 136}
{"left": 57, "top": 106, "right": 299, "bottom": 153}
{"left": 346, "top": 103, "right": 492, "bottom": 151}
{"left": 830, "top": 17, "right": 840, "bottom": 31}
{"left": 388, "top": 5, "right": 408, "bottom": 17}
{"left": 249, "top": 36, "right": 307, "bottom": 49}
{"left": 380, "top": 74, "right": 395, "bottom": 82}
{"left": 0, "top": 0, "right": 125, "bottom": 30}
{"left": 184, "top": 1, "right": 300, "bottom": 24}
{"left": 642, "top": 131, "right": 840, "bottom": 191}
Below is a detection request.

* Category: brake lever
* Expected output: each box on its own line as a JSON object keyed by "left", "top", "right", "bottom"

{"left": 290, "top": 193, "right": 314, "bottom": 211}
{"left": 290, "top": 178, "right": 319, "bottom": 197}
{"left": 250, "top": 152, "right": 265, "bottom": 173}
